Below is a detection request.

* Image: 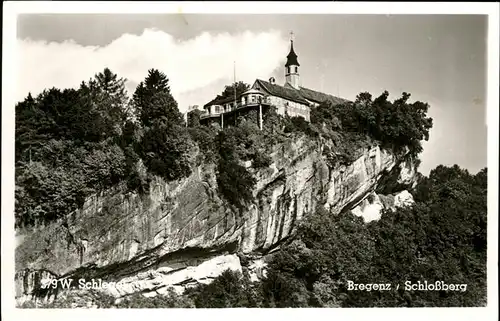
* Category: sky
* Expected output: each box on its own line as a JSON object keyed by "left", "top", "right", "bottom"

{"left": 15, "top": 14, "right": 488, "bottom": 175}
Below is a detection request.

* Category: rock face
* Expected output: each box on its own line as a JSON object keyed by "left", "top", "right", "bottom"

{"left": 15, "top": 135, "right": 417, "bottom": 303}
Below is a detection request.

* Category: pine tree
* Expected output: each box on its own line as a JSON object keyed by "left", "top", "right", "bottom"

{"left": 91, "top": 68, "right": 130, "bottom": 135}
{"left": 132, "top": 69, "right": 183, "bottom": 127}
{"left": 95, "top": 68, "right": 128, "bottom": 108}
{"left": 131, "top": 69, "right": 191, "bottom": 181}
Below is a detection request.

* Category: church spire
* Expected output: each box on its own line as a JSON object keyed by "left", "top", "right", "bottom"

{"left": 285, "top": 31, "right": 300, "bottom": 89}
{"left": 285, "top": 32, "right": 300, "bottom": 67}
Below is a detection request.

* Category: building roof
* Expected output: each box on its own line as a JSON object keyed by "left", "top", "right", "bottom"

{"left": 241, "top": 88, "right": 264, "bottom": 95}
{"left": 285, "top": 40, "right": 300, "bottom": 67}
{"left": 204, "top": 88, "right": 265, "bottom": 108}
{"left": 204, "top": 80, "right": 348, "bottom": 109}
{"left": 203, "top": 81, "right": 348, "bottom": 109}
{"left": 202, "top": 37, "right": 351, "bottom": 110}
{"left": 203, "top": 95, "right": 238, "bottom": 108}
{"left": 298, "top": 86, "right": 349, "bottom": 105}
{"left": 255, "top": 79, "right": 309, "bottom": 104}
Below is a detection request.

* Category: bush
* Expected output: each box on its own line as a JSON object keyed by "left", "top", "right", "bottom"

{"left": 188, "top": 125, "right": 218, "bottom": 164}
{"left": 115, "top": 288, "right": 195, "bottom": 308}
{"left": 252, "top": 151, "right": 272, "bottom": 169}
{"left": 213, "top": 122, "right": 279, "bottom": 208}
{"left": 216, "top": 159, "right": 256, "bottom": 209}
{"left": 185, "top": 270, "right": 262, "bottom": 308}
{"left": 283, "top": 116, "right": 317, "bottom": 137}
{"left": 139, "top": 121, "right": 193, "bottom": 181}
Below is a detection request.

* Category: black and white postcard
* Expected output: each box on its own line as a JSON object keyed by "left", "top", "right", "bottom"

{"left": 2, "top": 2, "right": 499, "bottom": 321}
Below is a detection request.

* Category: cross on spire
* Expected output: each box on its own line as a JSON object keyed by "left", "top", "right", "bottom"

{"left": 285, "top": 31, "right": 299, "bottom": 67}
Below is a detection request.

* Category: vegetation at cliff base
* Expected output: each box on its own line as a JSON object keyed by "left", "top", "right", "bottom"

{"left": 20, "top": 164, "right": 486, "bottom": 309}
{"left": 260, "top": 166, "right": 487, "bottom": 307}
{"left": 73, "top": 164, "right": 484, "bottom": 309}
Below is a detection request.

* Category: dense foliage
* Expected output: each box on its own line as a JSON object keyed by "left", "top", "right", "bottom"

{"left": 15, "top": 72, "right": 268, "bottom": 227}
{"left": 187, "top": 164, "right": 485, "bottom": 308}
{"left": 15, "top": 68, "right": 133, "bottom": 227}
{"left": 214, "top": 120, "right": 274, "bottom": 209}
{"left": 263, "top": 164, "right": 487, "bottom": 307}
{"left": 16, "top": 66, "right": 434, "bottom": 228}
{"left": 187, "top": 109, "right": 204, "bottom": 128}
{"left": 279, "top": 91, "right": 433, "bottom": 167}
{"left": 215, "top": 81, "right": 250, "bottom": 101}
{"left": 311, "top": 91, "right": 433, "bottom": 157}
{"left": 15, "top": 68, "right": 191, "bottom": 227}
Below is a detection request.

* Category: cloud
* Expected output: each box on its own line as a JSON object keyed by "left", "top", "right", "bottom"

{"left": 17, "top": 28, "right": 290, "bottom": 112}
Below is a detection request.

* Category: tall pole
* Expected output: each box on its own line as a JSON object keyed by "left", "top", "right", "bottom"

{"left": 259, "top": 103, "right": 263, "bottom": 131}
{"left": 233, "top": 61, "right": 237, "bottom": 108}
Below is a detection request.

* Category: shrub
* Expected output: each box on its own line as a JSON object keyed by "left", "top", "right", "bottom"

{"left": 188, "top": 125, "right": 218, "bottom": 164}
{"left": 216, "top": 159, "right": 256, "bottom": 209}
{"left": 252, "top": 151, "right": 272, "bottom": 169}
{"left": 185, "top": 270, "right": 261, "bottom": 308}
{"left": 312, "top": 91, "right": 433, "bottom": 158}
{"left": 139, "top": 121, "right": 193, "bottom": 181}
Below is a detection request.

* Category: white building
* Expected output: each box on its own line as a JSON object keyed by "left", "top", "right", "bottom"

{"left": 198, "top": 37, "right": 347, "bottom": 128}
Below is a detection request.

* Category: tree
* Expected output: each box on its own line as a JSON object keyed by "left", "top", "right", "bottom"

{"left": 132, "top": 69, "right": 183, "bottom": 127}
{"left": 216, "top": 158, "right": 256, "bottom": 209}
{"left": 93, "top": 68, "right": 130, "bottom": 134}
{"left": 187, "top": 109, "right": 204, "bottom": 128}
{"left": 312, "top": 91, "right": 433, "bottom": 158}
{"left": 188, "top": 125, "right": 218, "bottom": 164}
{"left": 15, "top": 70, "right": 134, "bottom": 227}
{"left": 130, "top": 69, "right": 192, "bottom": 181}
{"left": 95, "top": 68, "right": 127, "bottom": 100}
{"left": 215, "top": 81, "right": 250, "bottom": 101}
{"left": 140, "top": 120, "right": 193, "bottom": 181}
{"left": 186, "top": 270, "right": 259, "bottom": 308}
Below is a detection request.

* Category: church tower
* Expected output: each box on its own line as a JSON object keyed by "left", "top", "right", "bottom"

{"left": 285, "top": 32, "right": 300, "bottom": 89}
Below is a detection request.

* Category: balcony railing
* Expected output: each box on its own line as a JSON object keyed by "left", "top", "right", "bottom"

{"left": 200, "top": 97, "right": 272, "bottom": 119}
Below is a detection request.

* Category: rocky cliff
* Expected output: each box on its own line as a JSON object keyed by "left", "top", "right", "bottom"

{"left": 15, "top": 135, "right": 417, "bottom": 304}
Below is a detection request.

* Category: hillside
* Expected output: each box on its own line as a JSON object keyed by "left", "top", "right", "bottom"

{"left": 14, "top": 68, "right": 486, "bottom": 308}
